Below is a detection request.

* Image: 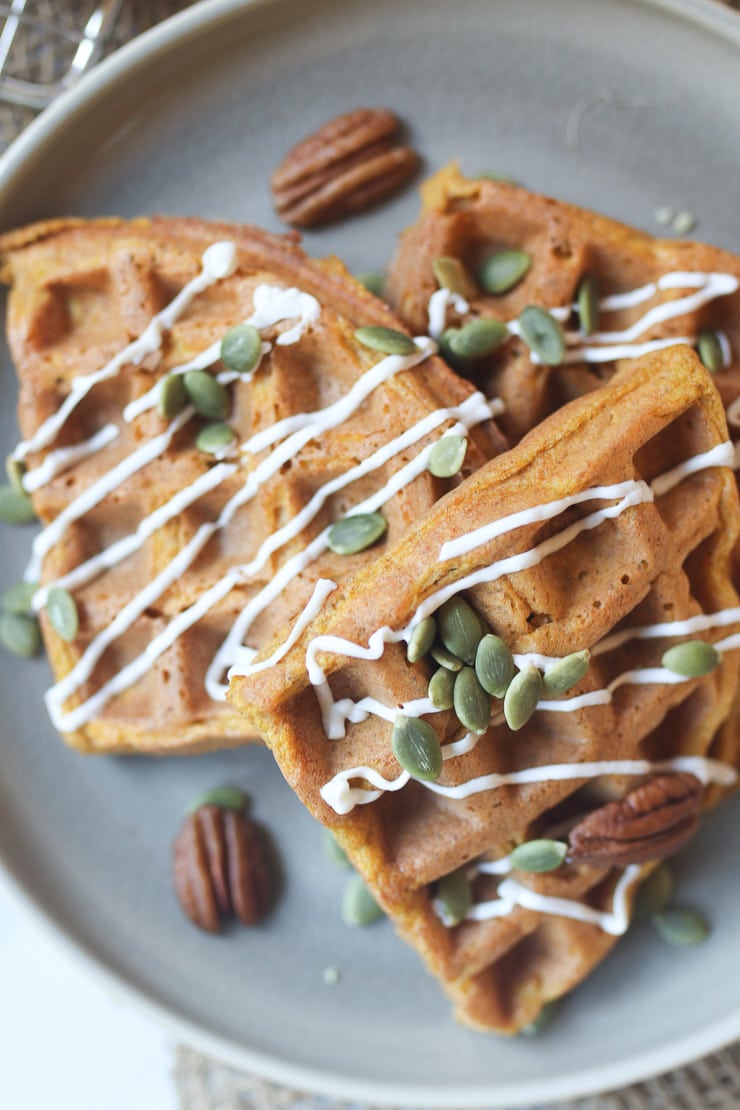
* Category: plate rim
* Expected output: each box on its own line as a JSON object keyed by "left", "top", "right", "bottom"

{"left": 1, "top": 0, "right": 739, "bottom": 1103}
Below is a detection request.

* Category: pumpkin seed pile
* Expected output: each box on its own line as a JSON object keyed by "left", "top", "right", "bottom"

{"left": 158, "top": 323, "right": 262, "bottom": 456}
{"left": 402, "top": 597, "right": 592, "bottom": 752}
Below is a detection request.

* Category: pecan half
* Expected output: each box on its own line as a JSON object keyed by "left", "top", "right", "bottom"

{"left": 567, "top": 773, "right": 703, "bottom": 867}
{"left": 271, "top": 108, "right": 419, "bottom": 228}
{"left": 173, "top": 805, "right": 273, "bottom": 932}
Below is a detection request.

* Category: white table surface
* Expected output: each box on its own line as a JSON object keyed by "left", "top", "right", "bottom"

{"left": 0, "top": 867, "right": 178, "bottom": 1110}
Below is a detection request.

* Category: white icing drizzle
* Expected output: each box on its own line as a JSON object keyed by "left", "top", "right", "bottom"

{"left": 219, "top": 392, "right": 501, "bottom": 698}
{"left": 427, "top": 288, "right": 469, "bottom": 340}
{"left": 12, "top": 242, "right": 237, "bottom": 461}
{"left": 45, "top": 344, "right": 495, "bottom": 730}
{"left": 122, "top": 282, "right": 318, "bottom": 422}
{"left": 240, "top": 336, "right": 435, "bottom": 459}
{"left": 307, "top": 479, "right": 653, "bottom": 738}
{"left": 25, "top": 409, "right": 192, "bottom": 583}
{"left": 593, "top": 606, "right": 740, "bottom": 656}
{"left": 439, "top": 479, "right": 648, "bottom": 563}
{"left": 320, "top": 754, "right": 737, "bottom": 816}
{"left": 425, "top": 268, "right": 737, "bottom": 369}
{"left": 308, "top": 439, "right": 733, "bottom": 741}
{"left": 22, "top": 424, "right": 120, "bottom": 493}
{"left": 31, "top": 460, "right": 238, "bottom": 610}
{"left": 652, "top": 441, "right": 734, "bottom": 496}
{"left": 230, "top": 578, "right": 338, "bottom": 678}
{"left": 465, "top": 864, "right": 643, "bottom": 934}
{"left": 441, "top": 441, "right": 732, "bottom": 563}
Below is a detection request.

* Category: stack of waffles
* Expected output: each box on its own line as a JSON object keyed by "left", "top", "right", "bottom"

{"left": 2, "top": 169, "right": 740, "bottom": 1032}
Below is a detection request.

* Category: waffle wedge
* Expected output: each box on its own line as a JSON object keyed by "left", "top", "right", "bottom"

{"left": 0, "top": 216, "right": 504, "bottom": 754}
{"left": 230, "top": 346, "right": 740, "bottom": 1033}
{"left": 386, "top": 164, "right": 740, "bottom": 444}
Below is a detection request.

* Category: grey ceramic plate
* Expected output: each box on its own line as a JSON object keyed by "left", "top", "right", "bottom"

{"left": 1, "top": 0, "right": 739, "bottom": 1105}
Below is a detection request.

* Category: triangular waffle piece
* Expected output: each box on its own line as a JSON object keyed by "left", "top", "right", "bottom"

{"left": 230, "top": 347, "right": 740, "bottom": 1032}
{"left": 0, "top": 216, "right": 504, "bottom": 754}
{"left": 386, "top": 164, "right": 740, "bottom": 444}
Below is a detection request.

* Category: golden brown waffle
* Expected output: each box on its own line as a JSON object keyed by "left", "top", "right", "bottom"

{"left": 0, "top": 216, "right": 504, "bottom": 754}
{"left": 230, "top": 347, "right": 740, "bottom": 1033}
{"left": 386, "top": 165, "right": 740, "bottom": 444}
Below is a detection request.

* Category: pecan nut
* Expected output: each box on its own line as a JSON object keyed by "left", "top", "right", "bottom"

{"left": 173, "top": 805, "right": 273, "bottom": 932}
{"left": 567, "top": 773, "right": 703, "bottom": 867}
{"left": 271, "top": 107, "right": 419, "bottom": 228}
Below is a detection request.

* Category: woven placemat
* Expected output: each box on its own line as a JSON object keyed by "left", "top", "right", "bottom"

{"left": 2, "top": 3, "right": 739, "bottom": 1108}
{"left": 174, "top": 1042, "right": 740, "bottom": 1110}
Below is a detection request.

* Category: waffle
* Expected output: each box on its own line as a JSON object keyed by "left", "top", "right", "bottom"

{"left": 386, "top": 164, "right": 740, "bottom": 445}
{"left": 229, "top": 346, "right": 740, "bottom": 1033}
{"left": 0, "top": 216, "right": 504, "bottom": 754}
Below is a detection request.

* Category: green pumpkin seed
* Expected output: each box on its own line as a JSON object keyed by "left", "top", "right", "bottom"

{"left": 341, "top": 874, "right": 384, "bottom": 926}
{"left": 672, "top": 210, "right": 695, "bottom": 236}
{"left": 437, "top": 327, "right": 470, "bottom": 372}
{"left": 503, "top": 666, "right": 543, "bottom": 730}
{"left": 634, "top": 865, "right": 674, "bottom": 920}
{"left": 509, "top": 839, "right": 567, "bottom": 873}
{"left": 0, "top": 611, "right": 41, "bottom": 658}
{"left": 454, "top": 666, "right": 492, "bottom": 734}
{"left": 221, "top": 324, "right": 262, "bottom": 375}
{"left": 158, "top": 373, "right": 188, "bottom": 419}
{"left": 354, "top": 325, "right": 416, "bottom": 356}
{"left": 186, "top": 786, "right": 249, "bottom": 815}
{"left": 428, "top": 666, "right": 456, "bottom": 710}
{"left": 652, "top": 906, "right": 709, "bottom": 946}
{"left": 391, "top": 715, "right": 443, "bottom": 781}
{"left": 475, "top": 634, "right": 516, "bottom": 698}
{"left": 406, "top": 616, "right": 437, "bottom": 663}
{"left": 183, "top": 370, "right": 230, "bottom": 420}
{"left": 1, "top": 581, "right": 38, "bottom": 615}
{"left": 428, "top": 435, "right": 468, "bottom": 479}
{"left": 46, "top": 586, "right": 79, "bottom": 642}
{"left": 430, "top": 642, "right": 464, "bottom": 672}
{"left": 327, "top": 511, "right": 387, "bottom": 555}
{"left": 478, "top": 249, "right": 531, "bottom": 295}
{"left": 448, "top": 318, "right": 509, "bottom": 359}
{"left": 437, "top": 597, "right": 485, "bottom": 666}
{"left": 696, "top": 329, "right": 725, "bottom": 374}
{"left": 576, "top": 273, "right": 600, "bottom": 335}
{"left": 520, "top": 1000, "right": 558, "bottom": 1037}
{"left": 541, "top": 650, "right": 590, "bottom": 697}
{"left": 432, "top": 256, "right": 477, "bottom": 298}
{"left": 436, "top": 868, "right": 472, "bottom": 926}
{"left": 322, "top": 829, "right": 351, "bottom": 869}
{"left": 518, "top": 305, "right": 566, "bottom": 366}
{"left": 0, "top": 484, "right": 36, "bottom": 524}
{"left": 356, "top": 272, "right": 385, "bottom": 297}
{"left": 661, "top": 640, "right": 720, "bottom": 677}
{"left": 5, "top": 455, "right": 26, "bottom": 495}
{"left": 196, "top": 422, "right": 237, "bottom": 456}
